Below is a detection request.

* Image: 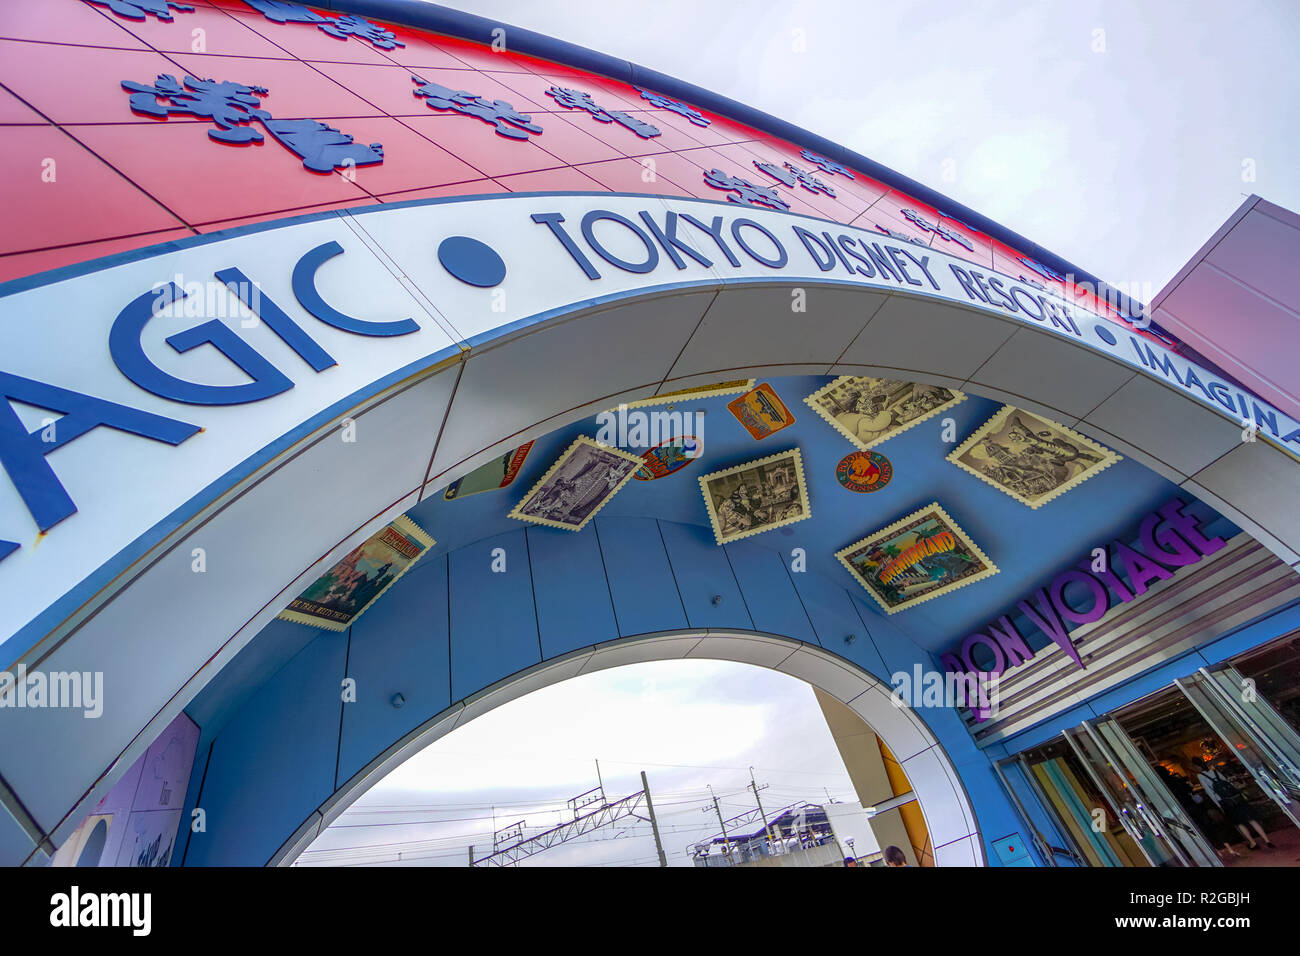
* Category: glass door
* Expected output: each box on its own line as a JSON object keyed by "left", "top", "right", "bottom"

{"left": 1085, "top": 718, "right": 1222, "bottom": 866}
{"left": 1060, "top": 725, "right": 1172, "bottom": 865}
{"left": 1176, "top": 666, "right": 1300, "bottom": 831}
{"left": 1009, "top": 743, "right": 1136, "bottom": 866}
{"left": 1065, "top": 720, "right": 1221, "bottom": 866}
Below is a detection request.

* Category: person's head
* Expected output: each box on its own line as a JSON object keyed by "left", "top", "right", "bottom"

{"left": 843, "top": 856, "right": 858, "bottom": 867}
{"left": 883, "top": 845, "right": 908, "bottom": 867}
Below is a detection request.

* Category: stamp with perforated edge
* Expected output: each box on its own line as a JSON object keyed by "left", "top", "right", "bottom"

{"left": 946, "top": 405, "right": 1121, "bottom": 508}
{"left": 805, "top": 375, "right": 965, "bottom": 449}
{"left": 508, "top": 435, "right": 643, "bottom": 531}
{"left": 835, "top": 502, "right": 998, "bottom": 613}
{"left": 698, "top": 448, "right": 809, "bottom": 545}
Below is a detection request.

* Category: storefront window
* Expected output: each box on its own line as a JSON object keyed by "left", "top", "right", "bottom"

{"left": 1008, "top": 631, "right": 1300, "bottom": 867}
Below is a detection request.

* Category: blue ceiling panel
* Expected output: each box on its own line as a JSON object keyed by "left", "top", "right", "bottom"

{"left": 398, "top": 373, "right": 1217, "bottom": 656}
{"left": 526, "top": 524, "right": 619, "bottom": 660}
{"left": 447, "top": 529, "right": 541, "bottom": 701}
{"left": 593, "top": 516, "right": 689, "bottom": 637}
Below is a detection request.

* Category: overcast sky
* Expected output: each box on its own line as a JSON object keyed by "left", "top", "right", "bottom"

{"left": 303, "top": 661, "right": 859, "bottom": 867}
{"left": 307, "top": 0, "right": 1300, "bottom": 867}
{"left": 434, "top": 0, "right": 1299, "bottom": 296}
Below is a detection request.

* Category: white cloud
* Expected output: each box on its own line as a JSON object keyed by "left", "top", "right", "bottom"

{"left": 308, "top": 661, "right": 858, "bottom": 867}
{"left": 425, "top": 0, "right": 1300, "bottom": 291}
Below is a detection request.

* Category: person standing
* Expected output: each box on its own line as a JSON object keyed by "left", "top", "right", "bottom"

{"left": 1197, "top": 741, "right": 1275, "bottom": 851}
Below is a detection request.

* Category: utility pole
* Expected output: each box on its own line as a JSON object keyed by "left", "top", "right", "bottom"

{"left": 749, "top": 766, "right": 775, "bottom": 851}
{"left": 707, "top": 784, "right": 730, "bottom": 857}
{"left": 468, "top": 845, "right": 474, "bottom": 866}
{"left": 642, "top": 770, "right": 668, "bottom": 867}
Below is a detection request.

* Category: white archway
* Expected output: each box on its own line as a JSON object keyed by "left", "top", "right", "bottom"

{"left": 270, "top": 629, "right": 983, "bottom": 867}
{"left": 4, "top": 194, "right": 1297, "bottom": 862}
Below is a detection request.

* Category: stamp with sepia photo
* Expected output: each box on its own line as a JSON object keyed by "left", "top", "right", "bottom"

{"left": 804, "top": 375, "right": 965, "bottom": 449}
{"left": 698, "top": 448, "right": 810, "bottom": 545}
{"left": 946, "top": 405, "right": 1121, "bottom": 508}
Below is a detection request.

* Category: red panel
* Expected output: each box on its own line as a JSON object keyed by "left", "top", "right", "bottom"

{"left": 0, "top": 228, "right": 194, "bottom": 284}
{"left": 333, "top": 117, "right": 481, "bottom": 197}
{"left": 0, "top": 40, "right": 196, "bottom": 125}
{"left": 0, "top": 0, "right": 147, "bottom": 49}
{"left": 524, "top": 112, "right": 624, "bottom": 167}
{"left": 399, "top": 114, "right": 561, "bottom": 179}
{"left": 493, "top": 165, "right": 605, "bottom": 193}
{"left": 625, "top": 148, "right": 727, "bottom": 198}
{"left": 702, "top": 144, "right": 835, "bottom": 220}
{"left": 366, "top": 28, "right": 476, "bottom": 70}
{"left": 833, "top": 173, "right": 892, "bottom": 211}
{"left": 509, "top": 53, "right": 591, "bottom": 79}
{"left": 0, "top": 1, "right": 1058, "bottom": 287}
{"left": 374, "top": 179, "right": 509, "bottom": 203}
{"left": 0, "top": 87, "right": 45, "bottom": 124}
{"left": 601, "top": 110, "right": 710, "bottom": 158}
{"left": 685, "top": 151, "right": 824, "bottom": 219}
{"left": 221, "top": 7, "right": 398, "bottom": 65}
{"left": 399, "top": 66, "right": 547, "bottom": 114}
{"left": 646, "top": 107, "right": 737, "bottom": 148}
{"left": 860, "top": 203, "right": 937, "bottom": 247}
{"left": 165, "top": 52, "right": 384, "bottom": 119}
{"left": 871, "top": 190, "right": 943, "bottom": 232}
{"left": 194, "top": 196, "right": 382, "bottom": 234}
{"left": 931, "top": 215, "right": 994, "bottom": 268}
{"left": 745, "top": 138, "right": 887, "bottom": 212}
{"left": 0, "top": 125, "right": 184, "bottom": 254}
{"left": 67, "top": 120, "right": 373, "bottom": 224}
{"left": 992, "top": 238, "right": 1067, "bottom": 293}
{"left": 307, "top": 62, "right": 433, "bottom": 117}
{"left": 745, "top": 137, "right": 890, "bottom": 213}
{"left": 530, "top": 71, "right": 645, "bottom": 114}
{"left": 573, "top": 157, "right": 694, "bottom": 199}
{"left": 422, "top": 34, "right": 538, "bottom": 74}
{"left": 732, "top": 140, "right": 869, "bottom": 224}
{"left": 123, "top": 3, "right": 293, "bottom": 58}
{"left": 481, "top": 70, "right": 583, "bottom": 113}
{"left": 701, "top": 112, "right": 769, "bottom": 146}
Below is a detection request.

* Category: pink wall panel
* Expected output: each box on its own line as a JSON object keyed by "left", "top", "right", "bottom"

{"left": 220, "top": 6, "right": 397, "bottom": 65}
{"left": 194, "top": 196, "right": 381, "bottom": 233}
{"left": 1151, "top": 199, "right": 1300, "bottom": 421}
{"left": 398, "top": 114, "right": 563, "bottom": 179}
{"left": 0, "top": 228, "right": 194, "bottom": 284}
{"left": 119, "top": 3, "right": 292, "bottom": 58}
{"left": 574, "top": 157, "right": 694, "bottom": 198}
{"left": 335, "top": 116, "right": 481, "bottom": 197}
{"left": 0, "top": 87, "right": 46, "bottom": 125}
{"left": 492, "top": 164, "right": 605, "bottom": 193}
{"left": 374, "top": 179, "right": 508, "bottom": 204}
{"left": 0, "top": 0, "right": 148, "bottom": 49}
{"left": 0, "top": 41, "right": 194, "bottom": 124}
{"left": 0, "top": 125, "right": 184, "bottom": 254}
{"left": 162, "top": 52, "right": 385, "bottom": 118}
{"left": 310, "top": 62, "right": 441, "bottom": 118}
{"left": 397, "top": 65, "right": 548, "bottom": 113}
{"left": 66, "top": 120, "right": 372, "bottom": 224}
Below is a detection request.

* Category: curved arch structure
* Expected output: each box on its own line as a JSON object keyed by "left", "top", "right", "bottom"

{"left": 275, "top": 630, "right": 976, "bottom": 867}
{"left": 1, "top": 0, "right": 1298, "bottom": 867}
